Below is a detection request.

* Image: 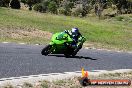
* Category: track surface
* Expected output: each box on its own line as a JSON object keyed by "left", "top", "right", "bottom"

{"left": 0, "top": 43, "right": 132, "bottom": 78}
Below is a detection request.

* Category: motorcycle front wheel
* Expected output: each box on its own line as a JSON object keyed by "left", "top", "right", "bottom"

{"left": 72, "top": 45, "right": 82, "bottom": 57}
{"left": 41, "top": 44, "right": 52, "bottom": 56}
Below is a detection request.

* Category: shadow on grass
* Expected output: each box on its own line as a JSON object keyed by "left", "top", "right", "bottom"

{"left": 48, "top": 54, "right": 97, "bottom": 60}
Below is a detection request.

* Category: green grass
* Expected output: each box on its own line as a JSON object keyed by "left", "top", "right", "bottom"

{"left": 0, "top": 7, "right": 132, "bottom": 51}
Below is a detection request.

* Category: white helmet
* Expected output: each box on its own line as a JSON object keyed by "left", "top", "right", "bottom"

{"left": 71, "top": 28, "right": 79, "bottom": 36}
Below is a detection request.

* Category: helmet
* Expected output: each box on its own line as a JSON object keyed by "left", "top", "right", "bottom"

{"left": 71, "top": 28, "right": 79, "bottom": 36}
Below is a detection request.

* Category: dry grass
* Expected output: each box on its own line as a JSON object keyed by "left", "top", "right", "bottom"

{"left": 1, "top": 71, "right": 132, "bottom": 88}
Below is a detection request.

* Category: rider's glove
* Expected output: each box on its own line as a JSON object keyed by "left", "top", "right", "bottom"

{"left": 64, "top": 30, "right": 68, "bottom": 33}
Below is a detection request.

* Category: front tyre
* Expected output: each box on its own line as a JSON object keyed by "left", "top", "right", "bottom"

{"left": 41, "top": 45, "right": 52, "bottom": 56}
{"left": 72, "top": 49, "right": 78, "bottom": 57}
{"left": 72, "top": 45, "right": 82, "bottom": 57}
{"left": 64, "top": 53, "right": 71, "bottom": 58}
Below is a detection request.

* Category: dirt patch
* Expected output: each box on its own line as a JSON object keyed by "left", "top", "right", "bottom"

{"left": 11, "top": 29, "right": 52, "bottom": 39}
{"left": 0, "top": 27, "right": 52, "bottom": 40}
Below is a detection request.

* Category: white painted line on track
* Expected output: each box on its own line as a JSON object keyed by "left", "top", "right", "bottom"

{"left": 2, "top": 42, "right": 9, "bottom": 44}
{"left": 97, "top": 49, "right": 104, "bottom": 51}
{"left": 35, "top": 44, "right": 39, "bottom": 45}
{"left": 19, "top": 43, "right": 26, "bottom": 45}
{"left": 128, "top": 52, "right": 132, "bottom": 54}
{"left": 84, "top": 47, "right": 132, "bottom": 54}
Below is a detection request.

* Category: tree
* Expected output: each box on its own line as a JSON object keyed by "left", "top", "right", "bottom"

{"left": 0, "top": 0, "right": 3, "bottom": 7}
{"left": 48, "top": 1, "right": 57, "bottom": 14}
{"left": 0, "top": 0, "right": 10, "bottom": 7}
{"left": 33, "top": 3, "right": 43, "bottom": 12}
{"left": 10, "top": 0, "right": 21, "bottom": 9}
{"left": 27, "top": 0, "right": 33, "bottom": 10}
{"left": 59, "top": 0, "right": 75, "bottom": 16}
{"left": 20, "top": 0, "right": 42, "bottom": 10}
{"left": 21, "top": 0, "right": 27, "bottom": 5}
{"left": 4, "top": 0, "right": 10, "bottom": 7}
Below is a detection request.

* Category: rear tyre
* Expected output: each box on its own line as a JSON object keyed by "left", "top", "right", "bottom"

{"left": 41, "top": 45, "right": 52, "bottom": 56}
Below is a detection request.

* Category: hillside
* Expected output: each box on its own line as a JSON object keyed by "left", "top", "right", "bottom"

{"left": 0, "top": 7, "right": 132, "bottom": 51}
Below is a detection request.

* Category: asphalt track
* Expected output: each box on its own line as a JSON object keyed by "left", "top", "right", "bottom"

{"left": 0, "top": 43, "right": 132, "bottom": 78}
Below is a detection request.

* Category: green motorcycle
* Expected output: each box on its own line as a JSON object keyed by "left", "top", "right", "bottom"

{"left": 41, "top": 32, "right": 86, "bottom": 57}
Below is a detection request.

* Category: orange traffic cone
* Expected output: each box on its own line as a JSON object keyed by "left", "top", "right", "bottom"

{"left": 81, "top": 67, "right": 88, "bottom": 77}
{"left": 85, "top": 71, "right": 88, "bottom": 77}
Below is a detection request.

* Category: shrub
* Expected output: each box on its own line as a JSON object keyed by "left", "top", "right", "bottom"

{"left": 0, "top": 0, "right": 10, "bottom": 7}
{"left": 58, "top": 7, "right": 71, "bottom": 16}
{"left": 48, "top": 1, "right": 57, "bottom": 14}
{"left": 10, "top": 0, "right": 21, "bottom": 9}
{"left": 103, "top": 8, "right": 117, "bottom": 16}
{"left": 63, "top": 9, "right": 71, "bottom": 16}
{"left": 40, "top": 0, "right": 50, "bottom": 12}
{"left": 26, "top": 0, "right": 33, "bottom": 10}
{"left": 21, "top": 0, "right": 26, "bottom": 4}
{"left": 72, "top": 6, "right": 83, "bottom": 17}
{"left": 0, "top": 1, "right": 3, "bottom": 7}
{"left": 33, "top": 3, "right": 43, "bottom": 12}
{"left": 58, "top": 7, "right": 65, "bottom": 14}
{"left": 59, "top": 1, "right": 73, "bottom": 16}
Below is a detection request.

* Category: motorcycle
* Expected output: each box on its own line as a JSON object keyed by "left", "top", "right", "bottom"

{"left": 41, "top": 32, "right": 86, "bottom": 57}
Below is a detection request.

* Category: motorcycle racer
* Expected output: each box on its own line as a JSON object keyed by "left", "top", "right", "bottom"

{"left": 64, "top": 27, "right": 82, "bottom": 47}
{"left": 41, "top": 27, "right": 86, "bottom": 57}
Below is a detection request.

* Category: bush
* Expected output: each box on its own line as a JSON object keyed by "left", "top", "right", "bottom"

{"left": 0, "top": 0, "right": 10, "bottom": 7}
{"left": 102, "top": 8, "right": 117, "bottom": 18}
{"left": 58, "top": 7, "right": 71, "bottom": 16}
{"left": 21, "top": 0, "right": 27, "bottom": 4}
{"left": 0, "top": 1, "right": 3, "bottom": 7}
{"left": 10, "top": 0, "right": 21, "bottom": 9}
{"left": 63, "top": 9, "right": 71, "bottom": 16}
{"left": 58, "top": 7, "right": 65, "bottom": 14}
{"left": 33, "top": 3, "right": 43, "bottom": 12}
{"left": 72, "top": 6, "right": 83, "bottom": 17}
{"left": 48, "top": 1, "right": 57, "bottom": 14}
{"left": 58, "top": 1, "right": 73, "bottom": 16}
